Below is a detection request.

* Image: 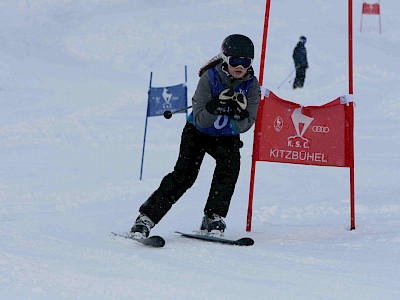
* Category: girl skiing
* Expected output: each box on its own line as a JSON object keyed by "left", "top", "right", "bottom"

{"left": 131, "top": 34, "right": 261, "bottom": 238}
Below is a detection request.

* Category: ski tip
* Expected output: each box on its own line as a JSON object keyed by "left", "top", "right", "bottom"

{"left": 148, "top": 235, "right": 166, "bottom": 247}
{"left": 237, "top": 237, "right": 254, "bottom": 246}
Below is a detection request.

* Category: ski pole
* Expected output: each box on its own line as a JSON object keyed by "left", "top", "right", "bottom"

{"left": 277, "top": 68, "right": 295, "bottom": 89}
{"left": 163, "top": 105, "right": 192, "bottom": 119}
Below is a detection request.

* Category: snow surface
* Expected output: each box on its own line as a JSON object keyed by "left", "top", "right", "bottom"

{"left": 1, "top": 0, "right": 400, "bottom": 299}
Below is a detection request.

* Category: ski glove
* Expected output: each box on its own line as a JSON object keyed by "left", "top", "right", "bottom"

{"left": 206, "top": 88, "right": 248, "bottom": 117}
{"left": 206, "top": 88, "right": 234, "bottom": 115}
{"left": 226, "top": 89, "right": 249, "bottom": 121}
{"left": 229, "top": 100, "right": 249, "bottom": 121}
{"left": 230, "top": 91, "right": 247, "bottom": 110}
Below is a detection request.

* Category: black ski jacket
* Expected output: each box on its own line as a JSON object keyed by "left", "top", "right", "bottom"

{"left": 293, "top": 42, "right": 308, "bottom": 68}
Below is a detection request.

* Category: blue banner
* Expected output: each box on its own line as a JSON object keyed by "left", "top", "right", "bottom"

{"left": 147, "top": 83, "right": 187, "bottom": 117}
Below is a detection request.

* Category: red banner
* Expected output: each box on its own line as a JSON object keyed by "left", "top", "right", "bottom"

{"left": 362, "top": 3, "right": 380, "bottom": 15}
{"left": 253, "top": 91, "right": 352, "bottom": 167}
{"left": 360, "top": 1, "right": 381, "bottom": 34}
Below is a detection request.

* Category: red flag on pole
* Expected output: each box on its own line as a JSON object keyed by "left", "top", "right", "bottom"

{"left": 247, "top": 0, "right": 355, "bottom": 232}
{"left": 246, "top": 90, "right": 355, "bottom": 231}
{"left": 360, "top": 1, "right": 382, "bottom": 34}
{"left": 253, "top": 91, "right": 353, "bottom": 168}
{"left": 362, "top": 2, "right": 380, "bottom": 14}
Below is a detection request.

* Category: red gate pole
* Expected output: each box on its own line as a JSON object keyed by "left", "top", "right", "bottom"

{"left": 379, "top": 0, "right": 382, "bottom": 34}
{"left": 258, "top": 0, "right": 271, "bottom": 87}
{"left": 348, "top": 0, "right": 356, "bottom": 230}
{"left": 360, "top": 1, "right": 364, "bottom": 32}
{"left": 246, "top": 0, "right": 271, "bottom": 232}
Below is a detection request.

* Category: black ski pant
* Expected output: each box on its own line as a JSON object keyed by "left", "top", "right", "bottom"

{"left": 293, "top": 66, "right": 306, "bottom": 88}
{"left": 140, "top": 122, "right": 241, "bottom": 224}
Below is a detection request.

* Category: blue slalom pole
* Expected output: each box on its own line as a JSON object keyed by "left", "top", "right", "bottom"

{"left": 140, "top": 72, "right": 152, "bottom": 180}
{"left": 185, "top": 65, "right": 188, "bottom": 118}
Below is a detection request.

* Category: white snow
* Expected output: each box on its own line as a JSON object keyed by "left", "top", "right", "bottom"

{"left": 1, "top": 0, "right": 399, "bottom": 299}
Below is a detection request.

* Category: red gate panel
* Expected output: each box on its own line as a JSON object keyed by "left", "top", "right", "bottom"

{"left": 253, "top": 91, "right": 352, "bottom": 168}
{"left": 362, "top": 3, "right": 380, "bottom": 15}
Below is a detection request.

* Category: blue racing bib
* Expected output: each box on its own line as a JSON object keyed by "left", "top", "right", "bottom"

{"left": 188, "top": 68, "right": 254, "bottom": 136}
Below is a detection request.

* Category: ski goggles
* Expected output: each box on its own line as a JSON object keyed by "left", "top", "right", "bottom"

{"left": 222, "top": 53, "right": 253, "bottom": 69}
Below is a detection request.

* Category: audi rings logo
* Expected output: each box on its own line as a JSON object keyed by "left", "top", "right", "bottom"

{"left": 312, "top": 126, "right": 330, "bottom": 133}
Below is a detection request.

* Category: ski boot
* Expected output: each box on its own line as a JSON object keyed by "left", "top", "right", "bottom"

{"left": 200, "top": 213, "right": 226, "bottom": 237}
{"left": 129, "top": 213, "right": 155, "bottom": 239}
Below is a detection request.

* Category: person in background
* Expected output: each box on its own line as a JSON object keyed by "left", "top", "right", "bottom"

{"left": 130, "top": 34, "right": 261, "bottom": 238}
{"left": 292, "top": 36, "right": 308, "bottom": 89}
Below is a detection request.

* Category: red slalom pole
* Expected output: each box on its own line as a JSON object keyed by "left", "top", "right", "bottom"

{"left": 348, "top": 0, "right": 356, "bottom": 230}
{"left": 247, "top": 0, "right": 271, "bottom": 232}
{"left": 258, "top": 0, "right": 271, "bottom": 87}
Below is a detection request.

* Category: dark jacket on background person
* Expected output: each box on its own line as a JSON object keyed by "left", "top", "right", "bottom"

{"left": 292, "top": 40, "right": 308, "bottom": 89}
{"left": 293, "top": 42, "right": 308, "bottom": 68}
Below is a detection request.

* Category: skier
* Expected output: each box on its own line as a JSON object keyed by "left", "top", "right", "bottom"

{"left": 292, "top": 36, "right": 308, "bottom": 89}
{"left": 130, "top": 34, "right": 261, "bottom": 238}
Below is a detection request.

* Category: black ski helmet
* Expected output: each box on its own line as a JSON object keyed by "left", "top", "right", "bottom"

{"left": 221, "top": 34, "right": 254, "bottom": 59}
{"left": 300, "top": 36, "right": 307, "bottom": 43}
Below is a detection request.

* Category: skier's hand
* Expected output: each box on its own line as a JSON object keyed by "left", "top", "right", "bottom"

{"left": 228, "top": 90, "right": 248, "bottom": 120}
{"left": 206, "top": 88, "right": 248, "bottom": 118}
{"left": 229, "top": 100, "right": 249, "bottom": 121}
{"left": 230, "top": 91, "right": 247, "bottom": 110}
{"left": 218, "top": 88, "right": 236, "bottom": 104}
{"left": 206, "top": 88, "right": 233, "bottom": 115}
{"left": 218, "top": 88, "right": 248, "bottom": 110}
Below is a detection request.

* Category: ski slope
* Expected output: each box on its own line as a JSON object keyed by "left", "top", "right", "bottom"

{"left": 1, "top": 0, "right": 399, "bottom": 299}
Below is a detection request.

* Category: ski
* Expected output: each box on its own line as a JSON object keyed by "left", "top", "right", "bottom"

{"left": 175, "top": 231, "right": 254, "bottom": 246}
{"left": 111, "top": 232, "right": 165, "bottom": 248}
